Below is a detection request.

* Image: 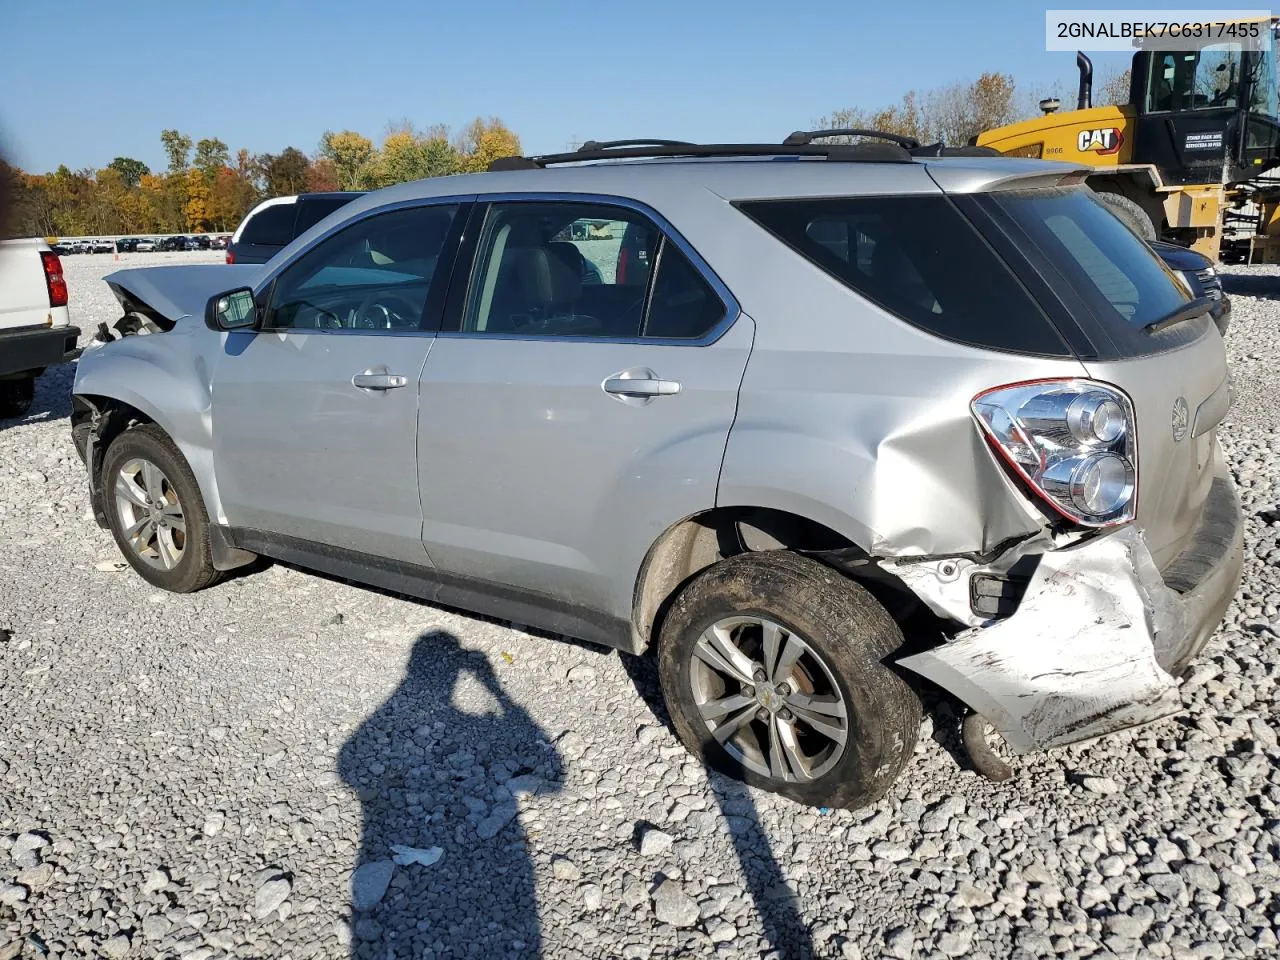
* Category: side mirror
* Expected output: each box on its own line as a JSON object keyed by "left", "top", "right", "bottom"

{"left": 206, "top": 287, "right": 259, "bottom": 331}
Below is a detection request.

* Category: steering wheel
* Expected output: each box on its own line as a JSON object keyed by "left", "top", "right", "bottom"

{"left": 353, "top": 292, "right": 422, "bottom": 330}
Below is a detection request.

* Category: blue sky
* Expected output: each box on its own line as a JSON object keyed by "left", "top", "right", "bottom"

{"left": 0, "top": 0, "right": 1138, "bottom": 172}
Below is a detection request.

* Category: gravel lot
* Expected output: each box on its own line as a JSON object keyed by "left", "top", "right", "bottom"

{"left": 2, "top": 251, "right": 1279, "bottom": 960}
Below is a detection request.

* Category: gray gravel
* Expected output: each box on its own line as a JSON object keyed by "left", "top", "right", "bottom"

{"left": 1, "top": 252, "right": 1279, "bottom": 959}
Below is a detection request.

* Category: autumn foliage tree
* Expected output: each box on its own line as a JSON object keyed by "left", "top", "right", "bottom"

{"left": 4, "top": 116, "right": 525, "bottom": 239}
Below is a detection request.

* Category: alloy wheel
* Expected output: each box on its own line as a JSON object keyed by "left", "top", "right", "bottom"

{"left": 114, "top": 457, "right": 187, "bottom": 570}
{"left": 688, "top": 615, "right": 849, "bottom": 782}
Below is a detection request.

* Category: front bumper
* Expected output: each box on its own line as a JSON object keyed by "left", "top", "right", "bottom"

{"left": 0, "top": 325, "right": 81, "bottom": 377}
{"left": 898, "top": 455, "right": 1244, "bottom": 753}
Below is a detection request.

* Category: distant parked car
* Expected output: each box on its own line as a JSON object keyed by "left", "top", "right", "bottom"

{"left": 91, "top": 239, "right": 115, "bottom": 254}
{"left": 210, "top": 235, "right": 229, "bottom": 250}
{"left": 1152, "top": 241, "right": 1230, "bottom": 336}
{"left": 226, "top": 192, "right": 364, "bottom": 264}
{"left": 134, "top": 238, "right": 157, "bottom": 252}
{"left": 185, "top": 235, "right": 212, "bottom": 250}
{"left": 157, "top": 236, "right": 187, "bottom": 252}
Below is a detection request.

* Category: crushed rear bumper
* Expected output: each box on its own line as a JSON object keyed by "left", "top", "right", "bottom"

{"left": 897, "top": 453, "right": 1243, "bottom": 753}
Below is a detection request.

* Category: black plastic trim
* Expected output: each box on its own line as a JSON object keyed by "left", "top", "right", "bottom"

{"left": 226, "top": 528, "right": 638, "bottom": 652}
{"left": 0, "top": 325, "right": 81, "bottom": 376}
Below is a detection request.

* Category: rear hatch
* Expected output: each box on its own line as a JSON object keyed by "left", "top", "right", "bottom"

{"left": 954, "top": 179, "right": 1227, "bottom": 570}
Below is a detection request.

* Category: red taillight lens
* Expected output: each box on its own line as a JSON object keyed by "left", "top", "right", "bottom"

{"left": 972, "top": 379, "right": 1137, "bottom": 527}
{"left": 40, "top": 251, "right": 68, "bottom": 307}
{"left": 225, "top": 249, "right": 235, "bottom": 264}
{"left": 617, "top": 245, "right": 629, "bottom": 284}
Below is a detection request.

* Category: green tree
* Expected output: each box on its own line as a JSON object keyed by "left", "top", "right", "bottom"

{"left": 193, "top": 138, "right": 230, "bottom": 181}
{"left": 258, "top": 147, "right": 310, "bottom": 197}
{"left": 160, "top": 129, "right": 193, "bottom": 173}
{"left": 107, "top": 156, "right": 150, "bottom": 189}
{"left": 361, "top": 125, "right": 459, "bottom": 188}
{"left": 320, "top": 130, "right": 375, "bottom": 190}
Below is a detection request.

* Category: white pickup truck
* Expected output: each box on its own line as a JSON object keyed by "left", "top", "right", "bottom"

{"left": 0, "top": 238, "right": 80, "bottom": 417}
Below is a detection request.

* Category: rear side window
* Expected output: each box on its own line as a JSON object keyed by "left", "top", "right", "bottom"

{"left": 985, "top": 188, "right": 1190, "bottom": 333}
{"left": 240, "top": 203, "right": 296, "bottom": 246}
{"left": 294, "top": 196, "right": 359, "bottom": 236}
{"left": 737, "top": 196, "right": 1071, "bottom": 356}
{"left": 457, "top": 201, "right": 727, "bottom": 340}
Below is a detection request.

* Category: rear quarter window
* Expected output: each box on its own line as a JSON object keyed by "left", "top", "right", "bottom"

{"left": 979, "top": 187, "right": 1203, "bottom": 358}
{"left": 240, "top": 203, "right": 296, "bottom": 246}
{"left": 736, "top": 195, "right": 1072, "bottom": 356}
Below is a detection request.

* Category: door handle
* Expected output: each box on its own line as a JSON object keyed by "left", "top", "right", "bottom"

{"left": 352, "top": 371, "right": 408, "bottom": 391}
{"left": 603, "top": 373, "right": 681, "bottom": 398}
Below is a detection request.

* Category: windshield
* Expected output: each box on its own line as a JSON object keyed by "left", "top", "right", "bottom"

{"left": 1148, "top": 43, "right": 1246, "bottom": 111}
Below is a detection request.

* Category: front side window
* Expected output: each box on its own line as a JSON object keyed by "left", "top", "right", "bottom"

{"left": 267, "top": 204, "right": 459, "bottom": 331}
{"left": 459, "top": 201, "right": 726, "bottom": 340}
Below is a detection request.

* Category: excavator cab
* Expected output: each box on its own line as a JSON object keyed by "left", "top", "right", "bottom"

{"left": 1127, "top": 37, "right": 1280, "bottom": 186}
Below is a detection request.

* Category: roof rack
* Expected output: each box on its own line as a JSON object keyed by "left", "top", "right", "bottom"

{"left": 783, "top": 128, "right": 921, "bottom": 150}
{"left": 487, "top": 134, "right": 916, "bottom": 171}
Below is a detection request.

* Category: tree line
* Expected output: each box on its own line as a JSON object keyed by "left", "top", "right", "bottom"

{"left": 0, "top": 118, "right": 521, "bottom": 239}
{"left": 814, "top": 66, "right": 1131, "bottom": 147}
{"left": 2, "top": 63, "right": 1133, "bottom": 240}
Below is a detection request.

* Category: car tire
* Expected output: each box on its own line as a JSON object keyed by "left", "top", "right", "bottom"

{"left": 0, "top": 377, "right": 35, "bottom": 418}
{"left": 657, "top": 551, "right": 921, "bottom": 809}
{"left": 1095, "top": 192, "right": 1158, "bottom": 243}
{"left": 101, "top": 424, "right": 223, "bottom": 593}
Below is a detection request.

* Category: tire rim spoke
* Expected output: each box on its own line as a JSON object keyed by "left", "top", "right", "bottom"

{"left": 156, "top": 528, "right": 178, "bottom": 569}
{"left": 771, "top": 715, "right": 811, "bottom": 782}
{"left": 698, "top": 692, "right": 755, "bottom": 723}
{"left": 693, "top": 624, "right": 757, "bottom": 685}
{"left": 117, "top": 474, "right": 150, "bottom": 509}
{"left": 711, "top": 703, "right": 757, "bottom": 744}
{"left": 772, "top": 632, "right": 805, "bottom": 685}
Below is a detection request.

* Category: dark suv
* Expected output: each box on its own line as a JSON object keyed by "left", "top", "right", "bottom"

{"left": 226, "top": 192, "right": 364, "bottom": 264}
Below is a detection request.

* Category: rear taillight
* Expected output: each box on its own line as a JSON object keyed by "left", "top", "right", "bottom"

{"left": 225, "top": 249, "right": 235, "bottom": 264}
{"left": 972, "top": 379, "right": 1137, "bottom": 527}
{"left": 40, "top": 251, "right": 68, "bottom": 307}
{"left": 617, "top": 245, "right": 629, "bottom": 284}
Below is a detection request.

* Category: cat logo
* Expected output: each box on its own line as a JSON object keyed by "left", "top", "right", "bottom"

{"left": 1077, "top": 127, "right": 1124, "bottom": 155}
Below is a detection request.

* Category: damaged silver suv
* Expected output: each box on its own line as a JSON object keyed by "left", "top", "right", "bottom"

{"left": 72, "top": 134, "right": 1243, "bottom": 809}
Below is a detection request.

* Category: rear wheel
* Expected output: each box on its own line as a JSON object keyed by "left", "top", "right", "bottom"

{"left": 657, "top": 551, "right": 921, "bottom": 809}
{"left": 1095, "top": 192, "right": 1158, "bottom": 243}
{"left": 101, "top": 424, "right": 222, "bottom": 592}
{"left": 0, "top": 377, "right": 35, "bottom": 418}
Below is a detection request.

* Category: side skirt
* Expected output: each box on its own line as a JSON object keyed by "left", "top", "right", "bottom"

{"left": 225, "top": 527, "right": 639, "bottom": 653}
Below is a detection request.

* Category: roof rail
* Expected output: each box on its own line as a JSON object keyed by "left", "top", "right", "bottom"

{"left": 487, "top": 138, "right": 913, "bottom": 171}
{"left": 783, "top": 128, "right": 921, "bottom": 150}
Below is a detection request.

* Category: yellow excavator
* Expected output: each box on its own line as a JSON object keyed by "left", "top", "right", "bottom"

{"left": 976, "top": 22, "right": 1280, "bottom": 261}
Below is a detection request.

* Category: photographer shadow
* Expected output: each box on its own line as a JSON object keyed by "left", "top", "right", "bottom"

{"left": 338, "top": 631, "right": 563, "bottom": 959}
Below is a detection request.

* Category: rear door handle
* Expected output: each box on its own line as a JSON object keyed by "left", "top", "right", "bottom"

{"left": 603, "top": 370, "right": 681, "bottom": 398}
{"left": 352, "top": 371, "right": 408, "bottom": 391}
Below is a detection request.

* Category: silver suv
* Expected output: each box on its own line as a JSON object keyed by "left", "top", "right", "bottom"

{"left": 72, "top": 134, "right": 1243, "bottom": 809}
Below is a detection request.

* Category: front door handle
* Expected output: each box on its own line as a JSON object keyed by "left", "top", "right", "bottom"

{"left": 352, "top": 371, "right": 408, "bottom": 391}
{"left": 603, "top": 370, "right": 681, "bottom": 398}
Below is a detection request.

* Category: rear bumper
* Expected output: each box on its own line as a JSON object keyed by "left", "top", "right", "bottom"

{"left": 0, "top": 325, "right": 81, "bottom": 377}
{"left": 899, "top": 450, "right": 1243, "bottom": 753}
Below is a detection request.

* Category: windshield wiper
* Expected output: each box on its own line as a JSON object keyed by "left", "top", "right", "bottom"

{"left": 1144, "top": 296, "right": 1215, "bottom": 334}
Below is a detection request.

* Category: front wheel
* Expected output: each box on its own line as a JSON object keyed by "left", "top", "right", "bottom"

{"left": 657, "top": 551, "right": 921, "bottom": 809}
{"left": 101, "top": 424, "right": 223, "bottom": 593}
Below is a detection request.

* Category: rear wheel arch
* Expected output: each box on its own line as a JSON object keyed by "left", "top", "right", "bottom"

{"left": 631, "top": 506, "right": 916, "bottom": 652}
